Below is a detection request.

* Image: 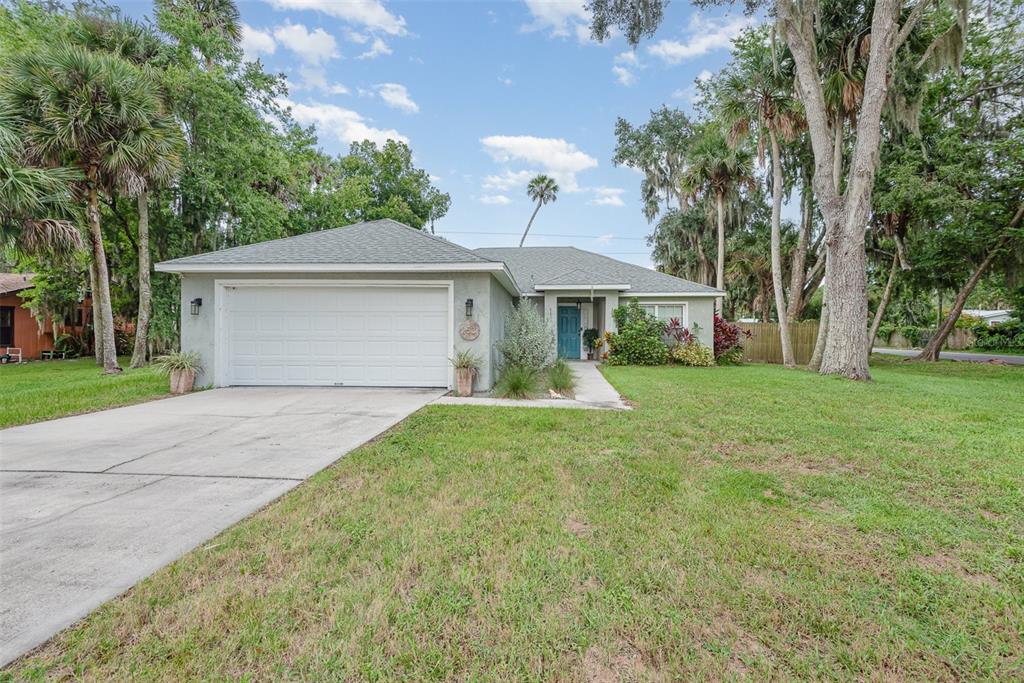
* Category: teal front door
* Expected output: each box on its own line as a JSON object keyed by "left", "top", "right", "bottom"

{"left": 557, "top": 306, "right": 581, "bottom": 359}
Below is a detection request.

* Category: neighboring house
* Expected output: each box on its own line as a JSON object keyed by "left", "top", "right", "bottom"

{"left": 156, "top": 219, "right": 724, "bottom": 389}
{"left": 0, "top": 273, "right": 93, "bottom": 361}
{"left": 962, "top": 309, "right": 1014, "bottom": 326}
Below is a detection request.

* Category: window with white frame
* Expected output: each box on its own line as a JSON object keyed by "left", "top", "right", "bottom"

{"left": 639, "top": 303, "right": 688, "bottom": 326}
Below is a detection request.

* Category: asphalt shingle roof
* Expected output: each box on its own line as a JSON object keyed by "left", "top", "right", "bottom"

{"left": 473, "top": 247, "right": 722, "bottom": 295}
{"left": 0, "top": 273, "right": 34, "bottom": 295}
{"left": 157, "top": 219, "right": 495, "bottom": 266}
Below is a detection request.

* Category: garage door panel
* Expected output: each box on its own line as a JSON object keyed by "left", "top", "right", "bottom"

{"left": 224, "top": 285, "right": 450, "bottom": 387}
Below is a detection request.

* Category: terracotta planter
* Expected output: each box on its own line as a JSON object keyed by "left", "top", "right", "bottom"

{"left": 455, "top": 367, "right": 476, "bottom": 397}
{"left": 169, "top": 368, "right": 196, "bottom": 394}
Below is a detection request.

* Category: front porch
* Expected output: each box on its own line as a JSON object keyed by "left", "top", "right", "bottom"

{"left": 535, "top": 289, "right": 622, "bottom": 361}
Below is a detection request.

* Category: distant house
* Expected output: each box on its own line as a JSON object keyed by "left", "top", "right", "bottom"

{"left": 962, "top": 309, "right": 1014, "bottom": 326}
{"left": 0, "top": 273, "right": 92, "bottom": 360}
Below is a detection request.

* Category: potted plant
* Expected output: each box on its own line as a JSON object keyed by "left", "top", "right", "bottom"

{"left": 450, "top": 349, "right": 483, "bottom": 397}
{"left": 583, "top": 328, "right": 600, "bottom": 360}
{"left": 154, "top": 351, "right": 203, "bottom": 394}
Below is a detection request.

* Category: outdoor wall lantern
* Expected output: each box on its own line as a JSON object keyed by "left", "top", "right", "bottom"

{"left": 190, "top": 297, "right": 203, "bottom": 315}
{"left": 465, "top": 298, "right": 474, "bottom": 318}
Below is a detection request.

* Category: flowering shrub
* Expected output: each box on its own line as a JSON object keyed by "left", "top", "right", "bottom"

{"left": 713, "top": 315, "right": 750, "bottom": 363}
{"left": 606, "top": 300, "right": 667, "bottom": 365}
{"left": 496, "top": 300, "right": 555, "bottom": 371}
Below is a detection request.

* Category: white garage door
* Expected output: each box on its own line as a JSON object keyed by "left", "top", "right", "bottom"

{"left": 222, "top": 285, "right": 450, "bottom": 387}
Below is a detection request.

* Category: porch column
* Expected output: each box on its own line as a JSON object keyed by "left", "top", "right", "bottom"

{"left": 604, "top": 293, "right": 619, "bottom": 334}
{"left": 544, "top": 291, "right": 558, "bottom": 339}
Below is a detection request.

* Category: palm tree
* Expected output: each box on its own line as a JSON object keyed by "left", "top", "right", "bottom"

{"left": 681, "top": 124, "right": 754, "bottom": 314}
{"left": 520, "top": 174, "right": 559, "bottom": 247}
{"left": 1, "top": 44, "right": 179, "bottom": 373}
{"left": 0, "top": 117, "right": 82, "bottom": 257}
{"left": 718, "top": 29, "right": 803, "bottom": 366}
{"left": 130, "top": 116, "right": 183, "bottom": 368}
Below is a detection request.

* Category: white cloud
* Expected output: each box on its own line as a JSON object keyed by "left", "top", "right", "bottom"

{"left": 595, "top": 233, "right": 614, "bottom": 244}
{"left": 291, "top": 66, "right": 349, "bottom": 95}
{"left": 483, "top": 169, "right": 536, "bottom": 191}
{"left": 279, "top": 98, "right": 408, "bottom": 146}
{"left": 647, "top": 15, "right": 754, "bottom": 65}
{"left": 240, "top": 24, "right": 276, "bottom": 60}
{"left": 479, "top": 194, "right": 512, "bottom": 205}
{"left": 590, "top": 187, "right": 625, "bottom": 207}
{"left": 672, "top": 69, "right": 714, "bottom": 103}
{"left": 522, "top": 0, "right": 588, "bottom": 39}
{"left": 273, "top": 22, "right": 339, "bottom": 64}
{"left": 615, "top": 50, "right": 639, "bottom": 66}
{"left": 267, "top": 0, "right": 407, "bottom": 36}
{"left": 374, "top": 83, "right": 418, "bottom": 113}
{"left": 358, "top": 37, "right": 392, "bottom": 60}
{"left": 612, "top": 65, "right": 636, "bottom": 86}
{"left": 345, "top": 29, "right": 369, "bottom": 44}
{"left": 480, "top": 135, "right": 597, "bottom": 191}
{"left": 498, "top": 76, "right": 514, "bottom": 86}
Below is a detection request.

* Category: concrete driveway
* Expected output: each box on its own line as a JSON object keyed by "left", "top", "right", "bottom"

{"left": 0, "top": 386, "right": 443, "bottom": 666}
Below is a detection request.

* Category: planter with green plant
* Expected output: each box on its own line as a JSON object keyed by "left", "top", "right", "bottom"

{"left": 153, "top": 351, "right": 203, "bottom": 394}
{"left": 450, "top": 349, "right": 483, "bottom": 397}
{"left": 582, "top": 328, "right": 600, "bottom": 360}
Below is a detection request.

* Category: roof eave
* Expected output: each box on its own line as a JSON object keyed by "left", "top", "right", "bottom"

{"left": 154, "top": 261, "right": 523, "bottom": 297}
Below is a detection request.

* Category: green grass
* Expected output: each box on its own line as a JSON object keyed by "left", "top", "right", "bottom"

{"left": 5, "top": 361, "right": 1023, "bottom": 680}
{"left": 0, "top": 357, "right": 168, "bottom": 428}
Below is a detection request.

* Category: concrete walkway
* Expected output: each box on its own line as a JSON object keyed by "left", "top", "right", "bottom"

{"left": 873, "top": 347, "right": 1024, "bottom": 365}
{"left": 434, "top": 361, "right": 629, "bottom": 410}
{"left": 0, "top": 386, "right": 443, "bottom": 666}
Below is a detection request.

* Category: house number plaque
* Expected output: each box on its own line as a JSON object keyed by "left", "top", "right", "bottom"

{"left": 459, "top": 320, "right": 480, "bottom": 341}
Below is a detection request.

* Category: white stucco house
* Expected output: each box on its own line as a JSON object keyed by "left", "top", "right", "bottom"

{"left": 156, "top": 219, "right": 724, "bottom": 390}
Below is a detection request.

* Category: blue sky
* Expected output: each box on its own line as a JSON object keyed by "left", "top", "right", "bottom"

{"left": 131, "top": 1, "right": 767, "bottom": 267}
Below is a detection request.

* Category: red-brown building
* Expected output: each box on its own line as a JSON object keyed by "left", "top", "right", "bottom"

{"left": 0, "top": 273, "right": 92, "bottom": 361}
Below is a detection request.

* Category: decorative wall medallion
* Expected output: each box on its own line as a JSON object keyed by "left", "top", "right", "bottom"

{"left": 459, "top": 319, "right": 481, "bottom": 341}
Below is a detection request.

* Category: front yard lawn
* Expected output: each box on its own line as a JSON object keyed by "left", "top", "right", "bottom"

{"left": 0, "top": 358, "right": 168, "bottom": 429}
{"left": 6, "top": 360, "right": 1022, "bottom": 680}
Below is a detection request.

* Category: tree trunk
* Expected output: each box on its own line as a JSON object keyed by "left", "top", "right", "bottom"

{"left": 809, "top": 255, "right": 829, "bottom": 371}
{"left": 916, "top": 205, "right": 1024, "bottom": 361}
{"left": 86, "top": 182, "right": 121, "bottom": 374}
{"left": 88, "top": 258, "right": 103, "bottom": 365}
{"left": 769, "top": 130, "right": 795, "bottom": 367}
{"left": 715, "top": 191, "right": 725, "bottom": 315}
{"left": 519, "top": 201, "right": 542, "bottom": 247}
{"left": 130, "top": 190, "right": 152, "bottom": 368}
{"left": 867, "top": 252, "right": 899, "bottom": 348}
{"left": 779, "top": 0, "right": 906, "bottom": 381}
{"left": 786, "top": 182, "right": 812, "bottom": 322}
{"left": 819, "top": 223, "right": 870, "bottom": 379}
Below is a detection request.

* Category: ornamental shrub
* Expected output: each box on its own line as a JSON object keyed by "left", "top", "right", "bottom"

{"left": 669, "top": 340, "right": 715, "bottom": 366}
{"left": 606, "top": 300, "right": 667, "bottom": 365}
{"left": 496, "top": 300, "right": 555, "bottom": 371}
{"left": 713, "top": 315, "right": 749, "bottom": 361}
{"left": 494, "top": 366, "right": 543, "bottom": 399}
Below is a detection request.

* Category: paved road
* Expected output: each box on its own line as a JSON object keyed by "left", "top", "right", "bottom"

{"left": 0, "top": 386, "right": 443, "bottom": 666}
{"left": 873, "top": 347, "right": 1024, "bottom": 365}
